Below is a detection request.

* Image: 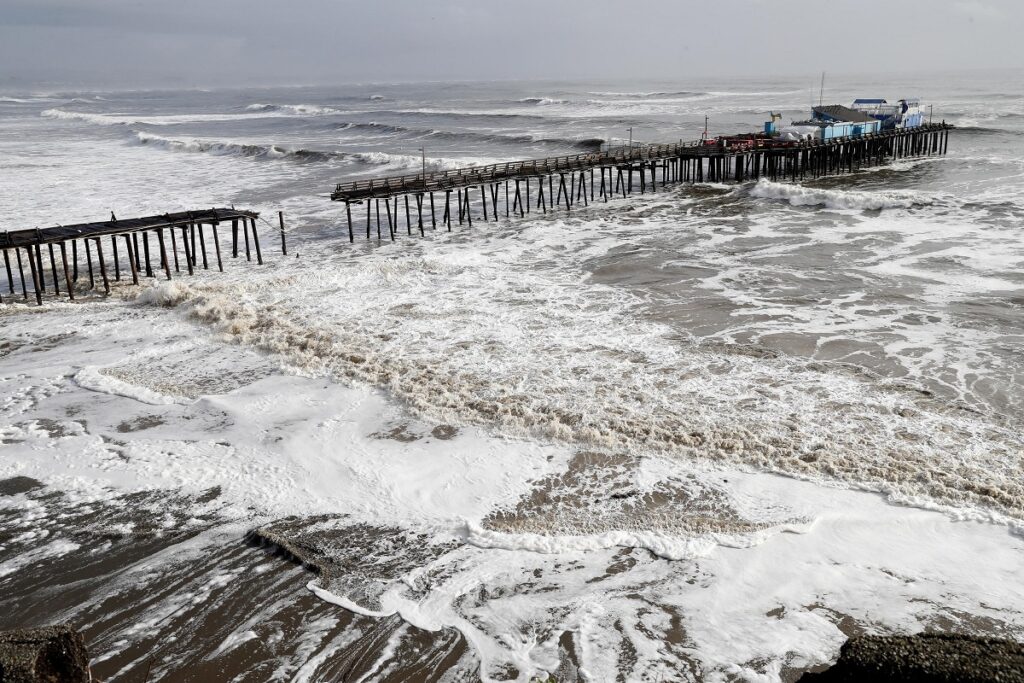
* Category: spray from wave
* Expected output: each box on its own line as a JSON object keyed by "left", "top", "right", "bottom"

{"left": 333, "top": 121, "right": 602, "bottom": 150}
{"left": 749, "top": 179, "right": 935, "bottom": 210}
{"left": 518, "top": 97, "right": 571, "bottom": 106}
{"left": 245, "top": 103, "right": 346, "bottom": 116}
{"left": 42, "top": 108, "right": 129, "bottom": 126}
{"left": 132, "top": 130, "right": 486, "bottom": 170}
{"left": 133, "top": 131, "right": 341, "bottom": 162}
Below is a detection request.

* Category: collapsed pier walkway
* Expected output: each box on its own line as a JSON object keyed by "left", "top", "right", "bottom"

{"left": 331, "top": 123, "right": 951, "bottom": 242}
{"left": 0, "top": 208, "right": 270, "bottom": 306}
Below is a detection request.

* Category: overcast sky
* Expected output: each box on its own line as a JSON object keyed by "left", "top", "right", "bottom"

{"left": 1, "top": 0, "right": 1021, "bottom": 88}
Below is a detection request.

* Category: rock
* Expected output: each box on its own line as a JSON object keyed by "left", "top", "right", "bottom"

{"left": 800, "top": 633, "right": 1024, "bottom": 683}
{"left": 0, "top": 625, "right": 89, "bottom": 683}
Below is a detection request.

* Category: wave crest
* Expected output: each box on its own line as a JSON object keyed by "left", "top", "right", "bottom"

{"left": 245, "top": 102, "right": 344, "bottom": 116}
{"left": 133, "top": 131, "right": 339, "bottom": 162}
{"left": 749, "top": 180, "right": 934, "bottom": 210}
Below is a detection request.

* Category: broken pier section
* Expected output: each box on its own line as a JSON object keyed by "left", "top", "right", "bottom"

{"left": 0, "top": 208, "right": 266, "bottom": 306}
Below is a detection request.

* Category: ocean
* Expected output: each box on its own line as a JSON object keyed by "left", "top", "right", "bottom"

{"left": 1, "top": 71, "right": 1023, "bottom": 681}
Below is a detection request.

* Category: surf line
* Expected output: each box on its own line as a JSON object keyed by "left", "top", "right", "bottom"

{"left": 330, "top": 123, "right": 952, "bottom": 243}
{"left": 0, "top": 208, "right": 284, "bottom": 306}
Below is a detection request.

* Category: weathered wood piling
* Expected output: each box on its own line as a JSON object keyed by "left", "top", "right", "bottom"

{"left": 331, "top": 123, "right": 952, "bottom": 243}
{"left": 0, "top": 208, "right": 274, "bottom": 306}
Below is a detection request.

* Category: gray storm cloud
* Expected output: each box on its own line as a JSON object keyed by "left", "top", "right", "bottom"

{"left": 1, "top": 0, "right": 1021, "bottom": 88}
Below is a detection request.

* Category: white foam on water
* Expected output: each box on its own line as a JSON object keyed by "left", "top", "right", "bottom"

{"left": 749, "top": 179, "right": 934, "bottom": 210}
{"left": 73, "top": 365, "right": 189, "bottom": 406}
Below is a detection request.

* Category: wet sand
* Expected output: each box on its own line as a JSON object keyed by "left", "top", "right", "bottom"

{"left": 0, "top": 482, "right": 477, "bottom": 682}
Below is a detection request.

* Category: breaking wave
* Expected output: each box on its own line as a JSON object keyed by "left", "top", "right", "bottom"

{"left": 131, "top": 132, "right": 487, "bottom": 171}
{"left": 133, "top": 131, "right": 342, "bottom": 162}
{"left": 333, "top": 121, "right": 602, "bottom": 150}
{"left": 588, "top": 90, "right": 708, "bottom": 98}
{"left": 42, "top": 108, "right": 129, "bottom": 126}
{"left": 518, "top": 97, "right": 571, "bottom": 105}
{"left": 749, "top": 179, "right": 935, "bottom": 210}
{"left": 133, "top": 276, "right": 1024, "bottom": 526}
{"left": 245, "top": 102, "right": 345, "bottom": 116}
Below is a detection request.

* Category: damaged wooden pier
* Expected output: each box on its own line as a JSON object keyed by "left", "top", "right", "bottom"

{"left": 331, "top": 123, "right": 951, "bottom": 242}
{"left": 0, "top": 208, "right": 268, "bottom": 306}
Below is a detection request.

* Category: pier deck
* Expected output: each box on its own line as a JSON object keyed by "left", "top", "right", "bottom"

{"left": 331, "top": 123, "right": 951, "bottom": 242}
{"left": 1, "top": 208, "right": 270, "bottom": 306}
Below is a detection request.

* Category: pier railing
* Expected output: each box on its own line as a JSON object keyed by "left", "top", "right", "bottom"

{"left": 332, "top": 140, "right": 704, "bottom": 201}
{"left": 330, "top": 123, "right": 952, "bottom": 243}
{"left": 331, "top": 123, "right": 952, "bottom": 203}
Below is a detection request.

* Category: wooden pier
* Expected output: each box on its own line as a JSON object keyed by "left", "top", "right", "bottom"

{"left": 0, "top": 208, "right": 269, "bottom": 306}
{"left": 331, "top": 123, "right": 952, "bottom": 242}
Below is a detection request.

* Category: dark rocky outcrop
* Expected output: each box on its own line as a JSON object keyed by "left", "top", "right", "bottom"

{"left": 0, "top": 625, "right": 89, "bottom": 683}
{"left": 800, "top": 633, "right": 1024, "bottom": 683}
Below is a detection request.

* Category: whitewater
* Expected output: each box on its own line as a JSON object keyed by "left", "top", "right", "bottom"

{"left": 1, "top": 73, "right": 1023, "bottom": 682}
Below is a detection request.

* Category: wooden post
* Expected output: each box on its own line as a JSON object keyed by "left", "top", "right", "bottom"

{"left": 34, "top": 245, "right": 45, "bottom": 293}
{"left": 3, "top": 249, "right": 13, "bottom": 295}
{"left": 181, "top": 225, "right": 195, "bottom": 275}
{"left": 197, "top": 223, "right": 209, "bottom": 269}
{"left": 131, "top": 233, "right": 142, "bottom": 272}
{"left": 345, "top": 203, "right": 353, "bottom": 243}
{"left": 232, "top": 218, "right": 240, "bottom": 255}
{"left": 384, "top": 197, "right": 395, "bottom": 240}
{"left": 211, "top": 224, "right": 224, "bottom": 272}
{"left": 250, "top": 218, "right": 263, "bottom": 265}
{"left": 48, "top": 244, "right": 60, "bottom": 295}
{"left": 376, "top": 199, "right": 382, "bottom": 240}
{"left": 416, "top": 193, "right": 425, "bottom": 236}
{"left": 404, "top": 195, "right": 411, "bottom": 235}
{"left": 481, "top": 186, "right": 488, "bottom": 221}
{"left": 278, "top": 211, "right": 287, "bottom": 255}
{"left": 157, "top": 229, "right": 172, "bottom": 280}
{"left": 444, "top": 190, "right": 452, "bottom": 231}
{"left": 59, "top": 242, "right": 74, "bottom": 301}
{"left": 170, "top": 228, "right": 180, "bottom": 272}
{"left": 366, "top": 201, "right": 372, "bottom": 240}
{"left": 430, "top": 192, "right": 436, "bottom": 229}
{"left": 142, "top": 231, "right": 153, "bottom": 277}
{"left": 465, "top": 187, "right": 473, "bottom": 226}
{"left": 95, "top": 238, "right": 110, "bottom": 294}
{"left": 242, "top": 219, "right": 251, "bottom": 261}
{"left": 110, "top": 235, "right": 121, "bottom": 281}
{"left": 123, "top": 235, "right": 139, "bottom": 284}
{"left": 85, "top": 239, "right": 95, "bottom": 289}
{"left": 26, "top": 247, "right": 42, "bottom": 305}
{"left": 15, "top": 248, "right": 27, "bottom": 299}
